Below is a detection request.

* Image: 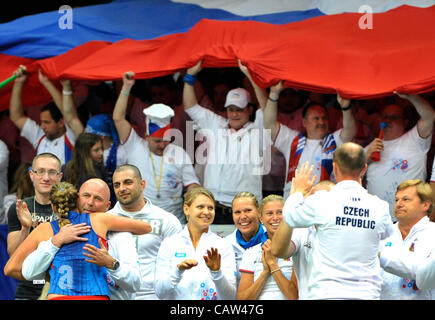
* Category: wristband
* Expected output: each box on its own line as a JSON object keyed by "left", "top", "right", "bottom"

{"left": 120, "top": 90, "right": 130, "bottom": 97}
{"left": 183, "top": 73, "right": 196, "bottom": 86}
{"left": 268, "top": 96, "right": 279, "bottom": 103}
{"left": 341, "top": 104, "right": 351, "bottom": 111}
{"left": 62, "top": 90, "right": 73, "bottom": 95}
{"left": 270, "top": 268, "right": 280, "bottom": 274}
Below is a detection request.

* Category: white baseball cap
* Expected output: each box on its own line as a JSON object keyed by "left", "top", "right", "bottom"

{"left": 224, "top": 88, "right": 251, "bottom": 109}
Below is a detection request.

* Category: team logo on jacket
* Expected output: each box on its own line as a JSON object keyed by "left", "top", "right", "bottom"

{"left": 200, "top": 282, "right": 217, "bottom": 300}
{"left": 175, "top": 252, "right": 186, "bottom": 258}
{"left": 392, "top": 158, "right": 408, "bottom": 171}
{"left": 401, "top": 278, "right": 418, "bottom": 292}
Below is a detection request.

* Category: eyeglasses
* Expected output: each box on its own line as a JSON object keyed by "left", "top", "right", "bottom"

{"left": 32, "top": 168, "right": 60, "bottom": 178}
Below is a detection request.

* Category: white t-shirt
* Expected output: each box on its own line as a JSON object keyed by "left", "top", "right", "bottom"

{"left": 366, "top": 125, "right": 432, "bottom": 221}
{"left": 290, "top": 227, "right": 315, "bottom": 300}
{"left": 154, "top": 226, "right": 236, "bottom": 300}
{"left": 283, "top": 180, "right": 394, "bottom": 300}
{"left": 380, "top": 216, "right": 435, "bottom": 300}
{"left": 109, "top": 199, "right": 182, "bottom": 299}
{"left": 239, "top": 242, "right": 293, "bottom": 300}
{"left": 274, "top": 124, "right": 343, "bottom": 199}
{"left": 185, "top": 105, "right": 268, "bottom": 206}
{"left": 122, "top": 128, "right": 199, "bottom": 223}
{"left": 21, "top": 118, "right": 76, "bottom": 165}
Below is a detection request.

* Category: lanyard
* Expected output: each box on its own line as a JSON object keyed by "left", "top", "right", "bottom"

{"left": 149, "top": 152, "right": 164, "bottom": 199}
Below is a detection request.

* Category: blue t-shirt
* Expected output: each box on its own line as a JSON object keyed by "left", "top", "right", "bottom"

{"left": 48, "top": 211, "right": 109, "bottom": 297}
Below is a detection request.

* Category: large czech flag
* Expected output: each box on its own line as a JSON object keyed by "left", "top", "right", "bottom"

{"left": 0, "top": 0, "right": 434, "bottom": 111}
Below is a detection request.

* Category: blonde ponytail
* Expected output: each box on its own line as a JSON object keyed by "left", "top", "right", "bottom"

{"left": 49, "top": 182, "right": 78, "bottom": 228}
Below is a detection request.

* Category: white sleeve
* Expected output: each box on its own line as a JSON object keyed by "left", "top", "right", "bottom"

{"left": 22, "top": 238, "right": 59, "bottom": 280}
{"left": 20, "top": 118, "right": 44, "bottom": 149}
{"left": 210, "top": 240, "right": 237, "bottom": 300}
{"left": 290, "top": 228, "right": 305, "bottom": 256}
{"left": 107, "top": 232, "right": 141, "bottom": 292}
{"left": 334, "top": 129, "right": 344, "bottom": 146}
{"left": 239, "top": 247, "right": 255, "bottom": 274}
{"left": 154, "top": 237, "right": 184, "bottom": 299}
{"left": 161, "top": 214, "right": 182, "bottom": 238}
{"left": 273, "top": 123, "right": 298, "bottom": 156}
{"left": 283, "top": 192, "right": 318, "bottom": 228}
{"left": 185, "top": 104, "right": 228, "bottom": 130}
{"left": 380, "top": 236, "right": 434, "bottom": 281}
{"left": 0, "top": 140, "right": 9, "bottom": 172}
{"left": 122, "top": 127, "right": 143, "bottom": 153}
{"left": 378, "top": 203, "right": 395, "bottom": 240}
{"left": 64, "top": 123, "right": 77, "bottom": 146}
{"left": 379, "top": 246, "right": 419, "bottom": 280}
{"left": 416, "top": 255, "right": 435, "bottom": 290}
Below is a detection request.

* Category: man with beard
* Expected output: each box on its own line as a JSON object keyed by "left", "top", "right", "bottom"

{"left": 9, "top": 65, "right": 78, "bottom": 165}
{"left": 110, "top": 164, "right": 182, "bottom": 299}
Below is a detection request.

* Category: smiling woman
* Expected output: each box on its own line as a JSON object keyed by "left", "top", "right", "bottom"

{"left": 154, "top": 187, "right": 237, "bottom": 300}
{"left": 225, "top": 191, "right": 267, "bottom": 286}
{"left": 236, "top": 194, "right": 297, "bottom": 300}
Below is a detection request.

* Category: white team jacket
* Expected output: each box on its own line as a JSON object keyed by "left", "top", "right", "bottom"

{"left": 283, "top": 180, "right": 394, "bottom": 300}
{"left": 380, "top": 216, "right": 435, "bottom": 299}
{"left": 154, "top": 225, "right": 237, "bottom": 300}
{"left": 108, "top": 199, "right": 182, "bottom": 300}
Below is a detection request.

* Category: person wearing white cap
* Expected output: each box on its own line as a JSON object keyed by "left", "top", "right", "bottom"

{"left": 183, "top": 60, "right": 268, "bottom": 224}
{"left": 113, "top": 71, "right": 200, "bottom": 224}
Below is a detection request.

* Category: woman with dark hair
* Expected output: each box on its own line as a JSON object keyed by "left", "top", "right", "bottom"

{"left": 4, "top": 181, "right": 151, "bottom": 300}
{"left": 63, "top": 132, "right": 109, "bottom": 191}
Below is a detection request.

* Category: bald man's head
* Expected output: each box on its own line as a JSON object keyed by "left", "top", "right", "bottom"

{"left": 78, "top": 178, "right": 111, "bottom": 213}
{"left": 333, "top": 142, "right": 367, "bottom": 177}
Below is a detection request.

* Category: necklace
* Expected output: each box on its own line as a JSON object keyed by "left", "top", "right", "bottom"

{"left": 149, "top": 152, "right": 164, "bottom": 199}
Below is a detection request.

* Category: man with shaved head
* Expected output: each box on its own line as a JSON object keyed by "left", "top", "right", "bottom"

{"left": 109, "top": 164, "right": 182, "bottom": 300}
{"left": 275, "top": 142, "right": 394, "bottom": 299}
{"left": 19, "top": 178, "right": 141, "bottom": 300}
